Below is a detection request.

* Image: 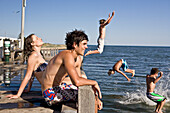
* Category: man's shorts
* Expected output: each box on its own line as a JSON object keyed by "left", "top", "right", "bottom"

{"left": 121, "top": 59, "right": 128, "bottom": 71}
{"left": 97, "top": 38, "right": 104, "bottom": 54}
{"left": 146, "top": 92, "right": 166, "bottom": 103}
{"left": 43, "top": 83, "right": 78, "bottom": 106}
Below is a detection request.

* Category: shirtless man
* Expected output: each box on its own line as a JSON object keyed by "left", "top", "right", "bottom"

{"left": 61, "top": 55, "right": 103, "bottom": 111}
{"left": 41, "top": 30, "right": 102, "bottom": 112}
{"left": 146, "top": 68, "right": 166, "bottom": 113}
{"left": 85, "top": 11, "right": 115, "bottom": 56}
{"left": 61, "top": 55, "right": 86, "bottom": 84}
{"left": 108, "top": 59, "right": 135, "bottom": 81}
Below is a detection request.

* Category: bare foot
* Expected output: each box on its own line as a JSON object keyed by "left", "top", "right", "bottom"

{"left": 155, "top": 108, "right": 158, "bottom": 113}
{"left": 131, "top": 70, "right": 135, "bottom": 77}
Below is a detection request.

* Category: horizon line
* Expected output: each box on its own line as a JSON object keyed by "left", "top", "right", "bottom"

{"left": 87, "top": 44, "right": 170, "bottom": 47}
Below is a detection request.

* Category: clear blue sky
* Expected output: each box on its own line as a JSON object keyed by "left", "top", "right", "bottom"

{"left": 0, "top": 0, "right": 170, "bottom": 46}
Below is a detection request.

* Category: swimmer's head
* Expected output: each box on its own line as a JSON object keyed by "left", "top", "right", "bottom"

{"left": 150, "top": 68, "right": 159, "bottom": 75}
{"left": 108, "top": 69, "right": 115, "bottom": 76}
{"left": 99, "top": 19, "right": 106, "bottom": 24}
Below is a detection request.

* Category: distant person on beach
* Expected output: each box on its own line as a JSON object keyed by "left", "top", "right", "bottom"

{"left": 85, "top": 11, "right": 115, "bottom": 56}
{"left": 108, "top": 59, "right": 135, "bottom": 81}
{"left": 41, "top": 29, "right": 102, "bottom": 112}
{"left": 6, "top": 34, "right": 47, "bottom": 99}
{"left": 146, "top": 68, "right": 166, "bottom": 113}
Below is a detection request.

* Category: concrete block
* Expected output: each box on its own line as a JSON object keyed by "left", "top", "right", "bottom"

{"left": 78, "top": 85, "right": 95, "bottom": 113}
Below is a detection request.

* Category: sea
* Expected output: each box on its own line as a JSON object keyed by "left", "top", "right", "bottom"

{"left": 83, "top": 45, "right": 170, "bottom": 113}
{"left": 1, "top": 45, "right": 170, "bottom": 113}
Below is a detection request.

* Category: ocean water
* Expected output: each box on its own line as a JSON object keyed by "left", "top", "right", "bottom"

{"left": 1, "top": 45, "right": 170, "bottom": 113}
{"left": 83, "top": 45, "right": 170, "bottom": 113}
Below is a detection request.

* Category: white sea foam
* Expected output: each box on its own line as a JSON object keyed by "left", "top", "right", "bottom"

{"left": 118, "top": 73, "right": 170, "bottom": 106}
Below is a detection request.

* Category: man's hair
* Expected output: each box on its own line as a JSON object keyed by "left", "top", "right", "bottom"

{"left": 99, "top": 19, "right": 106, "bottom": 24}
{"left": 65, "top": 29, "right": 89, "bottom": 50}
{"left": 150, "top": 68, "right": 159, "bottom": 74}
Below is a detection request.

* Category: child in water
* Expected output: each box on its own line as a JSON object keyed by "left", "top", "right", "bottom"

{"left": 146, "top": 68, "right": 166, "bottom": 113}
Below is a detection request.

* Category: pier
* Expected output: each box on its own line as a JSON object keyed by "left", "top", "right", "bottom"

{"left": 0, "top": 46, "right": 96, "bottom": 113}
{"left": 0, "top": 86, "right": 95, "bottom": 113}
{"left": 41, "top": 47, "right": 66, "bottom": 60}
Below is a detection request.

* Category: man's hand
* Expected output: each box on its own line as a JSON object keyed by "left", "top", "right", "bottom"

{"left": 97, "top": 98, "right": 103, "bottom": 110}
{"left": 92, "top": 82, "right": 102, "bottom": 99}
{"left": 108, "top": 13, "right": 111, "bottom": 18}
{"left": 160, "top": 71, "right": 163, "bottom": 77}
{"left": 111, "top": 11, "right": 115, "bottom": 17}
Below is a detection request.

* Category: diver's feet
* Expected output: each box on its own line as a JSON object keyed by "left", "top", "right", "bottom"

{"left": 131, "top": 70, "right": 135, "bottom": 77}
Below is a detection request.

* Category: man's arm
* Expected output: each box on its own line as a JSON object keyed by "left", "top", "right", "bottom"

{"left": 103, "top": 11, "right": 115, "bottom": 26}
{"left": 154, "top": 71, "right": 163, "bottom": 84}
{"left": 146, "top": 74, "right": 149, "bottom": 84}
{"left": 76, "top": 56, "right": 83, "bottom": 77}
{"left": 64, "top": 53, "right": 102, "bottom": 98}
{"left": 77, "top": 56, "right": 87, "bottom": 79}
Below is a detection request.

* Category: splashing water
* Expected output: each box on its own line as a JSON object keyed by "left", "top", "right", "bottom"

{"left": 118, "top": 73, "right": 170, "bottom": 106}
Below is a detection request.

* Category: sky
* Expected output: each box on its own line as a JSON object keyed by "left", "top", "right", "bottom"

{"left": 0, "top": 0, "right": 170, "bottom": 46}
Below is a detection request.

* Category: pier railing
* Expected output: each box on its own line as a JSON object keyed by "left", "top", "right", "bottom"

{"left": 41, "top": 47, "right": 66, "bottom": 60}
{"left": 0, "top": 46, "right": 66, "bottom": 61}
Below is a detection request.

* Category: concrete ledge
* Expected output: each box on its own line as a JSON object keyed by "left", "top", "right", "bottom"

{"left": 0, "top": 91, "right": 54, "bottom": 113}
{"left": 0, "top": 85, "right": 95, "bottom": 113}
{"left": 78, "top": 85, "right": 95, "bottom": 113}
{"left": 61, "top": 102, "right": 77, "bottom": 113}
{"left": 61, "top": 85, "right": 95, "bottom": 113}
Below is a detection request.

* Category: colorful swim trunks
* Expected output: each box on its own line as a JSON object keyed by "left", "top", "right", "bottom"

{"left": 43, "top": 83, "right": 78, "bottom": 106}
{"left": 146, "top": 92, "right": 166, "bottom": 103}
{"left": 121, "top": 59, "right": 128, "bottom": 71}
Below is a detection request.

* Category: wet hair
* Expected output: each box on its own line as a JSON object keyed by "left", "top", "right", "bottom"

{"left": 150, "top": 68, "right": 159, "bottom": 75}
{"left": 108, "top": 69, "right": 114, "bottom": 75}
{"left": 99, "top": 19, "right": 106, "bottom": 24}
{"left": 65, "top": 29, "right": 89, "bottom": 50}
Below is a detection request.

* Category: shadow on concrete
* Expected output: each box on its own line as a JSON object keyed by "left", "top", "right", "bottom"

{"left": 0, "top": 90, "right": 77, "bottom": 113}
